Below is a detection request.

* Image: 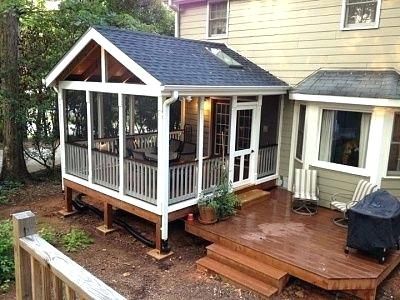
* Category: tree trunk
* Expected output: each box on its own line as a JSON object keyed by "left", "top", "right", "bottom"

{"left": 0, "top": 9, "right": 29, "bottom": 181}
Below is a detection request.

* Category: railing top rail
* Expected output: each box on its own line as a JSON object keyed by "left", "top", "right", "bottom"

{"left": 65, "top": 142, "right": 89, "bottom": 149}
{"left": 92, "top": 148, "right": 119, "bottom": 157}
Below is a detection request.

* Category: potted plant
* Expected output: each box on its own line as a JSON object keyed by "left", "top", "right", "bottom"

{"left": 214, "top": 171, "right": 239, "bottom": 220}
{"left": 197, "top": 194, "right": 218, "bottom": 224}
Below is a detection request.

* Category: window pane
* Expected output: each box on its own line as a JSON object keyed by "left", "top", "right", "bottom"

{"left": 210, "top": 19, "right": 227, "bottom": 35}
{"left": 345, "top": 0, "right": 377, "bottom": 25}
{"left": 388, "top": 114, "right": 400, "bottom": 175}
{"left": 319, "top": 110, "right": 370, "bottom": 168}
{"left": 209, "top": 1, "right": 227, "bottom": 36}
{"left": 296, "top": 105, "right": 306, "bottom": 160}
{"left": 210, "top": 2, "right": 227, "bottom": 19}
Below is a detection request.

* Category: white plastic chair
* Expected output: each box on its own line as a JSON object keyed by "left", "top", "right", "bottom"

{"left": 292, "top": 169, "right": 319, "bottom": 215}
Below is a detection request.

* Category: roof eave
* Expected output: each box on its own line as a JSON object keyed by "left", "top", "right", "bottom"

{"left": 162, "top": 85, "right": 289, "bottom": 96}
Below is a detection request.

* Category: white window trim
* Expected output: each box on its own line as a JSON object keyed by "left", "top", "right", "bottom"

{"left": 340, "top": 0, "right": 382, "bottom": 31}
{"left": 295, "top": 104, "right": 306, "bottom": 162}
{"left": 386, "top": 112, "right": 400, "bottom": 177}
{"left": 314, "top": 106, "right": 373, "bottom": 176}
{"left": 206, "top": 0, "right": 229, "bottom": 40}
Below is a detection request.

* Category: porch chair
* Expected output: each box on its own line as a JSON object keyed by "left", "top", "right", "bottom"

{"left": 292, "top": 169, "right": 320, "bottom": 216}
{"left": 330, "top": 180, "right": 379, "bottom": 228}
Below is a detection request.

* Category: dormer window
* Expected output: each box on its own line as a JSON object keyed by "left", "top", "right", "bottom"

{"left": 208, "top": 1, "right": 228, "bottom": 38}
{"left": 341, "top": 0, "right": 382, "bottom": 30}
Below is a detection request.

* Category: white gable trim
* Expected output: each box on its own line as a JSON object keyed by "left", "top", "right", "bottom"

{"left": 45, "top": 28, "right": 161, "bottom": 87}
{"left": 290, "top": 93, "right": 400, "bottom": 108}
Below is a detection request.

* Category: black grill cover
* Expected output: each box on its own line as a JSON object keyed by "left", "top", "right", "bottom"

{"left": 347, "top": 190, "right": 400, "bottom": 252}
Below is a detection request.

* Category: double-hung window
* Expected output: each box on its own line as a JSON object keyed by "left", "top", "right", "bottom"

{"left": 388, "top": 114, "right": 400, "bottom": 176}
{"left": 296, "top": 105, "right": 306, "bottom": 161}
{"left": 208, "top": 1, "right": 228, "bottom": 38}
{"left": 341, "top": 0, "right": 381, "bottom": 30}
{"left": 319, "top": 110, "right": 371, "bottom": 168}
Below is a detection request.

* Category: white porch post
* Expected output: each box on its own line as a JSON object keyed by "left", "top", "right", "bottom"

{"left": 129, "top": 95, "right": 135, "bottom": 135}
{"left": 302, "top": 105, "right": 320, "bottom": 170}
{"left": 252, "top": 95, "right": 263, "bottom": 182}
{"left": 197, "top": 97, "right": 205, "bottom": 196}
{"left": 118, "top": 94, "right": 126, "bottom": 195}
{"left": 58, "top": 88, "right": 66, "bottom": 189}
{"left": 228, "top": 96, "right": 238, "bottom": 184}
{"left": 157, "top": 96, "right": 170, "bottom": 244}
{"left": 97, "top": 93, "right": 104, "bottom": 138}
{"left": 86, "top": 91, "right": 93, "bottom": 183}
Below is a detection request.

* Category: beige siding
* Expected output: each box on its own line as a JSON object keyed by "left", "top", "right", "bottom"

{"left": 310, "top": 166, "right": 370, "bottom": 207}
{"left": 381, "top": 178, "right": 400, "bottom": 198}
{"left": 278, "top": 97, "right": 294, "bottom": 180}
{"left": 179, "top": 0, "right": 400, "bottom": 85}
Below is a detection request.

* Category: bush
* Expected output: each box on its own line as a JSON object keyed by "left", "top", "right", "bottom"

{"left": 0, "top": 181, "right": 22, "bottom": 205}
{"left": 38, "top": 225, "right": 58, "bottom": 245}
{"left": 61, "top": 229, "right": 93, "bottom": 252}
{"left": 0, "top": 220, "right": 14, "bottom": 293}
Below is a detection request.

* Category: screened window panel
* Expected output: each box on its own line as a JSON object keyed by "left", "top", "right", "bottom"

{"left": 388, "top": 114, "right": 400, "bottom": 175}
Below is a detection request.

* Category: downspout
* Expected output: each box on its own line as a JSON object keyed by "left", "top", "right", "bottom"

{"left": 159, "top": 90, "right": 179, "bottom": 253}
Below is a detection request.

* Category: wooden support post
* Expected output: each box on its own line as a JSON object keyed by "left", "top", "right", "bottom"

{"left": 96, "top": 202, "right": 117, "bottom": 235}
{"left": 12, "top": 211, "right": 36, "bottom": 300}
{"left": 59, "top": 185, "right": 77, "bottom": 217}
{"left": 148, "top": 218, "right": 173, "bottom": 260}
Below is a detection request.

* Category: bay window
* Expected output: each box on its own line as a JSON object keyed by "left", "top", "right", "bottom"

{"left": 208, "top": 1, "right": 228, "bottom": 37}
{"left": 388, "top": 113, "right": 400, "bottom": 176}
{"left": 319, "top": 110, "right": 371, "bottom": 168}
{"left": 341, "top": 0, "right": 381, "bottom": 30}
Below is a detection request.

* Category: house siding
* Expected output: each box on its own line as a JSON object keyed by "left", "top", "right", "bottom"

{"left": 179, "top": 0, "right": 400, "bottom": 85}
{"left": 381, "top": 178, "right": 400, "bottom": 198}
{"left": 310, "top": 166, "right": 370, "bottom": 207}
{"left": 278, "top": 96, "right": 294, "bottom": 183}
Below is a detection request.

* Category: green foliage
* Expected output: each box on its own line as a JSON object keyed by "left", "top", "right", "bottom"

{"left": 61, "top": 228, "right": 93, "bottom": 252}
{"left": 0, "top": 181, "right": 22, "bottom": 205}
{"left": 38, "top": 225, "right": 58, "bottom": 245}
{"left": 0, "top": 220, "right": 14, "bottom": 293}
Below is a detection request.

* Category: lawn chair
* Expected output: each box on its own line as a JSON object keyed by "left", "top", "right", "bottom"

{"left": 292, "top": 169, "right": 319, "bottom": 215}
{"left": 330, "top": 179, "right": 378, "bottom": 227}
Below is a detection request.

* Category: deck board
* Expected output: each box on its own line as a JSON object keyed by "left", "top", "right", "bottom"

{"left": 186, "top": 188, "right": 400, "bottom": 294}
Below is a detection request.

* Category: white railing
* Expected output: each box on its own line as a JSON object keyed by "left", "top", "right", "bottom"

{"left": 93, "top": 138, "right": 118, "bottom": 154}
{"left": 65, "top": 143, "right": 89, "bottom": 179}
{"left": 202, "top": 157, "right": 227, "bottom": 192}
{"left": 124, "top": 159, "right": 158, "bottom": 205}
{"left": 169, "top": 161, "right": 198, "bottom": 205}
{"left": 13, "top": 211, "right": 126, "bottom": 300}
{"left": 93, "top": 150, "right": 120, "bottom": 191}
{"left": 258, "top": 144, "right": 278, "bottom": 178}
{"left": 128, "top": 130, "right": 183, "bottom": 150}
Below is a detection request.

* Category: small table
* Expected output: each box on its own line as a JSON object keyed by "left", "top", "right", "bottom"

{"left": 143, "top": 147, "right": 178, "bottom": 162}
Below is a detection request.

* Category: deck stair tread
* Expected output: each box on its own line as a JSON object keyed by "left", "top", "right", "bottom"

{"left": 236, "top": 189, "right": 270, "bottom": 208}
{"left": 206, "top": 243, "right": 289, "bottom": 291}
{"left": 197, "top": 256, "right": 279, "bottom": 298}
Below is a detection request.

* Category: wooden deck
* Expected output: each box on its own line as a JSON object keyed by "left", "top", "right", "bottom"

{"left": 186, "top": 188, "right": 400, "bottom": 299}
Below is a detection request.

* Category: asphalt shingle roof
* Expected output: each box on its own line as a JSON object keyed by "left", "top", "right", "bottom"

{"left": 94, "top": 26, "right": 288, "bottom": 87}
{"left": 294, "top": 69, "right": 400, "bottom": 99}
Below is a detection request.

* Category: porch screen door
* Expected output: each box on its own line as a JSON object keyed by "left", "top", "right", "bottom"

{"left": 231, "top": 104, "right": 257, "bottom": 187}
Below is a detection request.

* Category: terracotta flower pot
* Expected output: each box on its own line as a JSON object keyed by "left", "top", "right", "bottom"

{"left": 198, "top": 206, "right": 218, "bottom": 224}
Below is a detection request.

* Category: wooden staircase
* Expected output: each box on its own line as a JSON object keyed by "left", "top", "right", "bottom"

{"left": 197, "top": 243, "right": 290, "bottom": 298}
{"left": 236, "top": 188, "right": 270, "bottom": 208}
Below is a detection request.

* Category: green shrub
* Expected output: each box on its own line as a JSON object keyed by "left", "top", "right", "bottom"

{"left": 61, "top": 229, "right": 93, "bottom": 252}
{"left": 0, "top": 220, "right": 14, "bottom": 293}
{"left": 38, "top": 225, "right": 58, "bottom": 245}
{"left": 0, "top": 181, "right": 22, "bottom": 205}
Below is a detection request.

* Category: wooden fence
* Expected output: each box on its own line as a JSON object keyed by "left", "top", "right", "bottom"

{"left": 13, "top": 211, "right": 125, "bottom": 300}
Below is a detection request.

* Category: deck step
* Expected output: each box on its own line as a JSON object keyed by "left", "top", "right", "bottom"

{"left": 197, "top": 256, "right": 279, "bottom": 298}
{"left": 207, "top": 244, "right": 289, "bottom": 292}
{"left": 236, "top": 189, "right": 270, "bottom": 208}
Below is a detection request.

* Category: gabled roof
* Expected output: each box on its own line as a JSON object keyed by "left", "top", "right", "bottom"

{"left": 293, "top": 69, "right": 400, "bottom": 100}
{"left": 46, "top": 26, "right": 288, "bottom": 91}
{"left": 94, "top": 26, "right": 288, "bottom": 87}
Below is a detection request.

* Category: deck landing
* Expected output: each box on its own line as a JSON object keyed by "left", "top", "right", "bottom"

{"left": 186, "top": 188, "right": 400, "bottom": 300}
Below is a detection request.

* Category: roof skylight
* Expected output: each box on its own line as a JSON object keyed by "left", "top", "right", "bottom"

{"left": 206, "top": 47, "right": 243, "bottom": 68}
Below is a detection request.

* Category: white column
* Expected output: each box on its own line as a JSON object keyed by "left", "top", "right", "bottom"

{"left": 58, "top": 88, "right": 66, "bottom": 190}
{"left": 118, "top": 93, "right": 126, "bottom": 195}
{"left": 101, "top": 47, "right": 107, "bottom": 83}
{"left": 366, "top": 108, "right": 393, "bottom": 186}
{"left": 228, "top": 96, "right": 238, "bottom": 184}
{"left": 157, "top": 96, "right": 170, "bottom": 240}
{"left": 97, "top": 93, "right": 104, "bottom": 138}
{"left": 252, "top": 95, "right": 263, "bottom": 182}
{"left": 288, "top": 100, "right": 300, "bottom": 191}
{"left": 197, "top": 97, "right": 205, "bottom": 196}
{"left": 302, "top": 104, "right": 320, "bottom": 170}
{"left": 180, "top": 99, "right": 186, "bottom": 130}
{"left": 86, "top": 90, "right": 93, "bottom": 183}
{"left": 129, "top": 95, "right": 135, "bottom": 135}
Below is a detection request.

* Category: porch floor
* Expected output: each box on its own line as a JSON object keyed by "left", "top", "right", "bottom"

{"left": 185, "top": 188, "right": 400, "bottom": 299}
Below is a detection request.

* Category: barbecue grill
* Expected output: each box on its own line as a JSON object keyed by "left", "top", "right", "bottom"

{"left": 346, "top": 190, "right": 400, "bottom": 264}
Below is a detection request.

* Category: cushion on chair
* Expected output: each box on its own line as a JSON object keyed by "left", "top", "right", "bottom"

{"left": 331, "top": 201, "right": 348, "bottom": 212}
{"left": 293, "top": 169, "right": 319, "bottom": 201}
{"left": 351, "top": 180, "right": 379, "bottom": 204}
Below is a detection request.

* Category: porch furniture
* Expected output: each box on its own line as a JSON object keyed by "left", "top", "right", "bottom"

{"left": 330, "top": 179, "right": 378, "bottom": 227}
{"left": 292, "top": 168, "right": 319, "bottom": 215}
{"left": 346, "top": 190, "right": 400, "bottom": 264}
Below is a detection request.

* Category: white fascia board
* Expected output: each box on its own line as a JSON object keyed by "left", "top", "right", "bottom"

{"left": 290, "top": 93, "right": 400, "bottom": 108}
{"left": 59, "top": 81, "right": 162, "bottom": 97}
{"left": 162, "top": 85, "right": 289, "bottom": 96}
{"left": 45, "top": 28, "right": 161, "bottom": 87}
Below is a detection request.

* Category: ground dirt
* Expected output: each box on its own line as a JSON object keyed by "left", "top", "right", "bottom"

{"left": 0, "top": 181, "right": 399, "bottom": 300}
